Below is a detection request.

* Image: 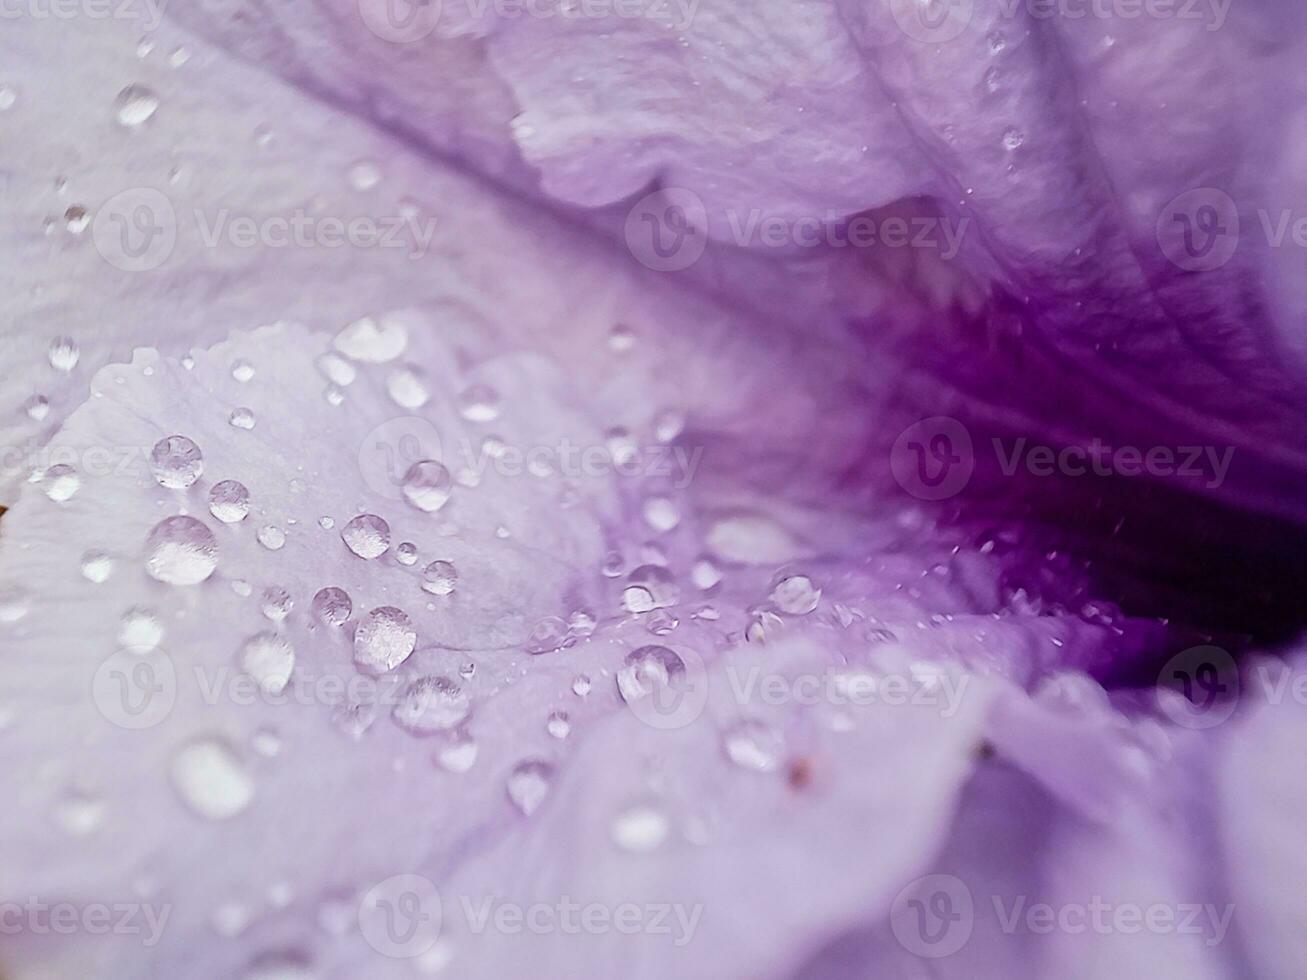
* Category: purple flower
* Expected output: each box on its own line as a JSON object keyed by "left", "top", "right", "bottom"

{"left": 1, "top": 1, "right": 1306, "bottom": 978}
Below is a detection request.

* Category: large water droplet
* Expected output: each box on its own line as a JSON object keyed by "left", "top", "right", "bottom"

{"left": 240, "top": 632, "right": 295, "bottom": 694}
{"left": 150, "top": 435, "right": 203, "bottom": 489}
{"left": 312, "top": 587, "right": 352, "bottom": 625}
{"left": 622, "top": 564, "right": 679, "bottom": 613}
{"left": 770, "top": 575, "right": 821, "bottom": 615}
{"left": 208, "top": 480, "right": 251, "bottom": 523}
{"left": 145, "top": 515, "right": 218, "bottom": 585}
{"left": 402, "top": 460, "right": 452, "bottom": 513}
{"left": 354, "top": 606, "right": 417, "bottom": 673}
{"left": 341, "top": 514, "right": 391, "bottom": 559}
{"left": 616, "top": 645, "right": 686, "bottom": 703}
{"left": 114, "top": 84, "right": 159, "bottom": 126}
{"left": 506, "top": 759, "right": 554, "bottom": 816}
{"left": 171, "top": 739, "right": 253, "bottom": 820}
{"left": 392, "top": 676, "right": 470, "bottom": 734}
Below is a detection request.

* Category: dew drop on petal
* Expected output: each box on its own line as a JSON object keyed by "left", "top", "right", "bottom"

{"left": 506, "top": 759, "right": 554, "bottom": 816}
{"left": 723, "top": 719, "right": 785, "bottom": 773}
{"left": 421, "top": 560, "right": 458, "bottom": 596}
{"left": 260, "top": 586, "right": 293, "bottom": 622}
{"left": 257, "top": 524, "right": 287, "bottom": 551}
{"left": 354, "top": 606, "right": 417, "bottom": 673}
{"left": 170, "top": 739, "right": 253, "bottom": 820}
{"left": 228, "top": 407, "right": 256, "bottom": 430}
{"left": 608, "top": 323, "right": 636, "bottom": 352}
{"left": 616, "top": 645, "right": 686, "bottom": 703}
{"left": 611, "top": 804, "right": 669, "bottom": 852}
{"left": 114, "top": 84, "right": 159, "bottom": 127}
{"left": 623, "top": 564, "right": 679, "bottom": 612}
{"left": 231, "top": 359, "right": 255, "bottom": 382}
{"left": 333, "top": 314, "right": 407, "bottom": 363}
{"left": 208, "top": 480, "right": 250, "bottom": 523}
{"left": 526, "top": 616, "right": 568, "bottom": 655}
{"left": 0, "top": 86, "right": 16, "bottom": 112}
{"left": 43, "top": 464, "right": 80, "bottom": 502}
{"left": 392, "top": 676, "right": 470, "bottom": 735}
{"left": 395, "top": 541, "right": 418, "bottom": 566}
{"left": 23, "top": 394, "right": 50, "bottom": 421}
{"left": 54, "top": 790, "right": 105, "bottom": 837}
{"left": 47, "top": 336, "right": 79, "bottom": 372}
{"left": 770, "top": 574, "right": 821, "bottom": 615}
{"left": 341, "top": 514, "right": 391, "bottom": 559}
{"left": 311, "top": 587, "right": 352, "bottom": 625}
{"left": 240, "top": 632, "right": 295, "bottom": 695}
{"left": 435, "top": 731, "right": 478, "bottom": 773}
{"left": 546, "top": 711, "right": 571, "bottom": 740}
{"left": 119, "top": 607, "right": 163, "bottom": 651}
{"left": 347, "top": 159, "right": 381, "bottom": 191}
{"left": 572, "top": 674, "right": 592, "bottom": 698}
{"left": 145, "top": 515, "right": 218, "bottom": 585}
{"left": 402, "top": 460, "right": 452, "bottom": 513}
{"left": 150, "top": 435, "right": 203, "bottom": 489}
{"left": 387, "top": 366, "right": 429, "bottom": 409}
{"left": 0, "top": 588, "right": 29, "bottom": 624}
{"left": 80, "top": 550, "right": 114, "bottom": 583}
{"left": 691, "top": 557, "right": 722, "bottom": 590}
{"left": 642, "top": 496, "right": 680, "bottom": 533}
{"left": 458, "top": 383, "right": 501, "bottom": 422}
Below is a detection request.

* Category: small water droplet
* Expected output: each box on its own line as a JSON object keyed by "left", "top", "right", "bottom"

{"left": 231, "top": 359, "right": 255, "bottom": 382}
{"left": 342, "top": 514, "right": 391, "bottom": 559}
{"left": 55, "top": 790, "right": 104, "bottom": 836}
{"left": 572, "top": 674, "right": 592, "bottom": 697}
{"left": 260, "top": 586, "right": 293, "bottom": 622}
{"left": 311, "top": 586, "right": 352, "bottom": 625}
{"left": 402, "top": 461, "right": 452, "bottom": 513}
{"left": 691, "top": 557, "right": 721, "bottom": 590}
{"left": 0, "top": 86, "right": 17, "bottom": 112}
{"left": 120, "top": 607, "right": 163, "bottom": 651}
{"left": 458, "top": 383, "right": 501, "bottom": 422}
{"left": 314, "top": 353, "right": 354, "bottom": 386}
{"left": 393, "top": 676, "right": 470, "bottom": 734}
{"left": 257, "top": 524, "right": 287, "bottom": 550}
{"left": 526, "top": 616, "right": 569, "bottom": 654}
{"left": 334, "top": 314, "right": 407, "bottom": 363}
{"left": 435, "top": 730, "right": 478, "bottom": 773}
{"left": 1002, "top": 127, "right": 1025, "bottom": 150}
{"left": 171, "top": 738, "right": 253, "bottom": 820}
{"left": 723, "top": 719, "right": 785, "bottom": 772}
{"left": 642, "top": 496, "right": 680, "bottom": 533}
{"left": 43, "top": 464, "right": 80, "bottom": 502}
{"left": 145, "top": 515, "right": 218, "bottom": 585}
{"left": 611, "top": 804, "right": 669, "bottom": 852}
{"left": 506, "top": 759, "right": 554, "bottom": 815}
{"left": 608, "top": 323, "right": 636, "bottom": 352}
{"left": 617, "top": 645, "right": 686, "bottom": 703}
{"left": 81, "top": 550, "right": 114, "bottom": 583}
{"left": 48, "top": 336, "right": 79, "bottom": 371}
{"left": 770, "top": 574, "right": 821, "bottom": 615}
{"left": 421, "top": 560, "right": 458, "bottom": 596}
{"left": 546, "top": 711, "right": 571, "bottom": 739}
{"left": 228, "top": 407, "right": 257, "bottom": 430}
{"left": 23, "top": 394, "right": 50, "bottom": 421}
{"left": 354, "top": 606, "right": 417, "bottom": 673}
{"left": 114, "top": 84, "right": 159, "bottom": 127}
{"left": 208, "top": 480, "right": 251, "bottom": 523}
{"left": 150, "top": 435, "right": 203, "bottom": 489}
{"left": 387, "top": 366, "right": 429, "bottom": 409}
{"left": 396, "top": 541, "right": 418, "bottom": 566}
{"left": 347, "top": 160, "right": 381, "bottom": 191}
{"left": 623, "top": 564, "right": 678, "bottom": 613}
{"left": 240, "top": 632, "right": 295, "bottom": 694}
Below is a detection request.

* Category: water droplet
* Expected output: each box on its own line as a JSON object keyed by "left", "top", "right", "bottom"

{"left": 611, "top": 804, "right": 669, "bottom": 852}
{"left": 171, "top": 739, "right": 253, "bottom": 820}
{"left": 150, "top": 435, "right": 203, "bottom": 489}
{"left": 387, "top": 366, "right": 429, "bottom": 409}
{"left": 0, "top": 587, "right": 29, "bottom": 623}
{"left": 572, "top": 674, "right": 592, "bottom": 697}
{"left": 208, "top": 480, "right": 251, "bottom": 523}
{"left": 770, "top": 575, "right": 821, "bottom": 615}
{"left": 260, "top": 586, "right": 293, "bottom": 622}
{"left": 526, "top": 616, "right": 568, "bottom": 654}
{"left": 546, "top": 711, "right": 571, "bottom": 739}
{"left": 314, "top": 353, "right": 354, "bottom": 386}
{"left": 334, "top": 314, "right": 407, "bottom": 363}
{"left": 63, "top": 207, "right": 90, "bottom": 236}
{"left": 458, "top": 383, "right": 501, "bottom": 422}
{"left": 252, "top": 727, "right": 282, "bottom": 757}
{"left": 55, "top": 790, "right": 104, "bottom": 836}
{"left": 331, "top": 700, "right": 376, "bottom": 740}
{"left": 402, "top": 460, "right": 452, "bottom": 513}
{"left": 435, "top": 730, "right": 478, "bottom": 773}
{"left": 311, "top": 587, "right": 352, "bottom": 625}
{"left": 342, "top": 514, "right": 391, "bottom": 559}
{"left": 81, "top": 550, "right": 114, "bottom": 583}
{"left": 622, "top": 564, "right": 679, "bottom": 613}
{"left": 229, "top": 407, "right": 256, "bottom": 430}
{"left": 642, "top": 496, "right": 680, "bottom": 533}
{"left": 47, "top": 336, "right": 79, "bottom": 371}
{"left": 257, "top": 524, "right": 286, "bottom": 550}
{"left": 43, "top": 464, "right": 80, "bottom": 502}
{"left": 691, "top": 557, "right": 721, "bottom": 590}
{"left": 145, "top": 515, "right": 218, "bottom": 585}
{"left": 506, "top": 759, "right": 554, "bottom": 816}
{"left": 23, "top": 394, "right": 50, "bottom": 421}
{"left": 617, "top": 645, "right": 686, "bottom": 703}
{"left": 646, "top": 608, "right": 678, "bottom": 636}
{"left": 1002, "top": 127, "right": 1025, "bottom": 150}
{"left": 396, "top": 541, "right": 418, "bottom": 566}
{"left": 393, "top": 676, "right": 470, "bottom": 734}
{"left": 653, "top": 408, "right": 685, "bottom": 442}
{"left": 114, "top": 84, "right": 159, "bottom": 127}
{"left": 120, "top": 607, "right": 163, "bottom": 651}
{"left": 240, "top": 632, "right": 295, "bottom": 694}
{"left": 421, "top": 560, "right": 458, "bottom": 596}
{"left": 723, "top": 719, "right": 785, "bottom": 772}
{"left": 354, "top": 606, "right": 417, "bottom": 673}
{"left": 0, "top": 86, "right": 16, "bottom": 112}
{"left": 608, "top": 323, "right": 636, "bottom": 352}
{"left": 347, "top": 159, "right": 381, "bottom": 191}
{"left": 231, "top": 359, "right": 255, "bottom": 382}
